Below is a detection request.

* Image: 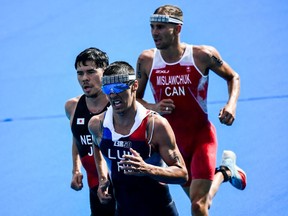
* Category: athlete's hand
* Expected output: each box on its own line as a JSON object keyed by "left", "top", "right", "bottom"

{"left": 120, "top": 148, "right": 150, "bottom": 176}
{"left": 219, "top": 105, "right": 235, "bottom": 126}
{"left": 71, "top": 172, "right": 83, "bottom": 191}
{"left": 97, "top": 179, "right": 113, "bottom": 204}
{"left": 156, "top": 99, "right": 175, "bottom": 115}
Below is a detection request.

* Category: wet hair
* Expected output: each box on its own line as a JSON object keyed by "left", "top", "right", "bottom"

{"left": 104, "top": 61, "right": 135, "bottom": 76}
{"left": 74, "top": 47, "right": 109, "bottom": 69}
{"left": 153, "top": 5, "right": 183, "bottom": 22}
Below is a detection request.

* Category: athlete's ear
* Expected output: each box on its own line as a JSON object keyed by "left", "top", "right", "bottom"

{"left": 175, "top": 24, "right": 182, "bottom": 33}
{"left": 131, "top": 80, "right": 138, "bottom": 92}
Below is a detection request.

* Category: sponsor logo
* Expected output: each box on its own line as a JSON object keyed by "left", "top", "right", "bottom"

{"left": 114, "top": 140, "right": 132, "bottom": 148}
{"left": 155, "top": 69, "right": 169, "bottom": 74}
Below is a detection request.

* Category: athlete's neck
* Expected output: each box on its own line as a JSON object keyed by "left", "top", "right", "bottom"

{"left": 113, "top": 103, "right": 137, "bottom": 135}
{"left": 160, "top": 43, "right": 186, "bottom": 63}
{"left": 85, "top": 93, "right": 108, "bottom": 114}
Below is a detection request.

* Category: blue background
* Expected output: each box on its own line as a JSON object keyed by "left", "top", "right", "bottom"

{"left": 1, "top": 0, "right": 288, "bottom": 215}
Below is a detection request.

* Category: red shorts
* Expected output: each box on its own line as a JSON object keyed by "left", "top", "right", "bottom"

{"left": 175, "top": 121, "right": 218, "bottom": 186}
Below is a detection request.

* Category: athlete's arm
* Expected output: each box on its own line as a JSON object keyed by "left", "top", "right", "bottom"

{"left": 88, "top": 114, "right": 112, "bottom": 204}
{"left": 120, "top": 114, "right": 188, "bottom": 184}
{"left": 65, "top": 97, "right": 83, "bottom": 191}
{"left": 70, "top": 137, "right": 83, "bottom": 191}
{"left": 148, "top": 115, "right": 188, "bottom": 183}
{"left": 195, "top": 45, "right": 240, "bottom": 125}
{"left": 136, "top": 49, "right": 155, "bottom": 109}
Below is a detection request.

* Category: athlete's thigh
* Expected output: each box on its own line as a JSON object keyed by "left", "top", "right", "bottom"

{"left": 191, "top": 122, "right": 217, "bottom": 180}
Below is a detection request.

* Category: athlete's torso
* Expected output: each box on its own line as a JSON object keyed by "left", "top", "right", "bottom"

{"left": 71, "top": 94, "right": 110, "bottom": 188}
{"left": 99, "top": 103, "right": 177, "bottom": 216}
{"left": 149, "top": 44, "right": 210, "bottom": 135}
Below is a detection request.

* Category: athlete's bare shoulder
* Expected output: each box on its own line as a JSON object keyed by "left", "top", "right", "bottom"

{"left": 193, "top": 45, "right": 223, "bottom": 74}
{"left": 137, "top": 48, "right": 155, "bottom": 78}
{"left": 148, "top": 112, "right": 173, "bottom": 136}
{"left": 138, "top": 48, "right": 154, "bottom": 61}
{"left": 193, "top": 45, "right": 218, "bottom": 59}
{"left": 64, "top": 95, "right": 81, "bottom": 119}
{"left": 88, "top": 112, "right": 105, "bottom": 132}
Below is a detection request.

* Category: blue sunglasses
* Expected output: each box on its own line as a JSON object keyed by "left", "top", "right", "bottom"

{"left": 102, "top": 82, "right": 131, "bottom": 95}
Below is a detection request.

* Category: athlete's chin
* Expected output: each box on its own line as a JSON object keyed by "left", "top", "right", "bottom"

{"left": 85, "top": 92, "right": 97, "bottom": 98}
{"left": 154, "top": 40, "right": 162, "bottom": 48}
{"left": 112, "top": 105, "right": 126, "bottom": 115}
{"left": 155, "top": 43, "right": 162, "bottom": 49}
{"left": 155, "top": 43, "right": 168, "bottom": 50}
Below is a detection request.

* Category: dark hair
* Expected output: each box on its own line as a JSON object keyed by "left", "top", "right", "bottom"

{"left": 74, "top": 47, "right": 109, "bottom": 69}
{"left": 104, "top": 61, "right": 135, "bottom": 76}
{"left": 154, "top": 5, "right": 183, "bottom": 22}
